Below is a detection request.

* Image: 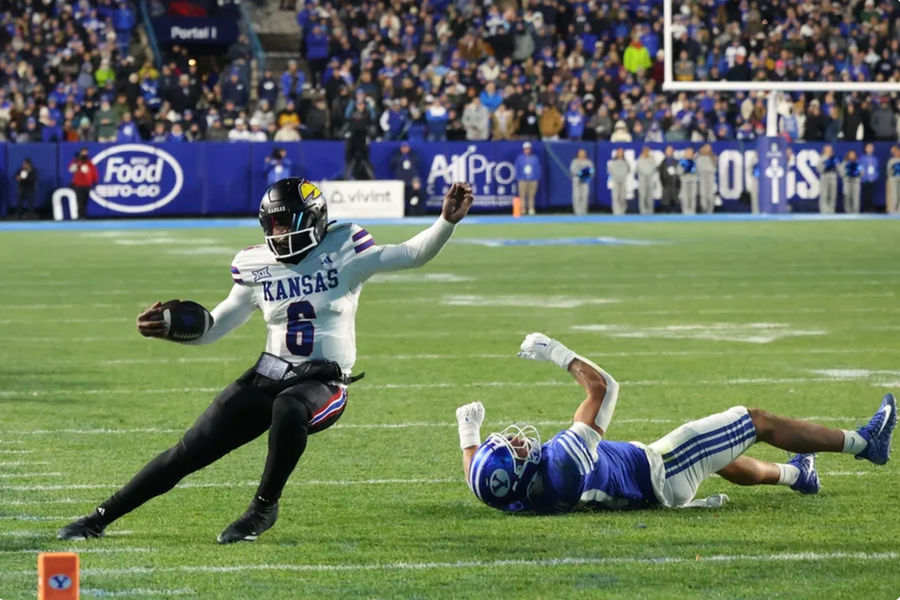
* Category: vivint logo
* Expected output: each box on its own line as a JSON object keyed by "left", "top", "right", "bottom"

{"left": 90, "top": 144, "right": 184, "bottom": 213}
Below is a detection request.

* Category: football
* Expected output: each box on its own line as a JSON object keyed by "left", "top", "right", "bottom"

{"left": 159, "top": 299, "right": 214, "bottom": 342}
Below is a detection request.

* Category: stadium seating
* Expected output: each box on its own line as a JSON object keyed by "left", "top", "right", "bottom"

{"left": 1, "top": 0, "right": 899, "bottom": 144}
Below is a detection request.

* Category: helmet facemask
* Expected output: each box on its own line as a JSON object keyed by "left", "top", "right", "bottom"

{"left": 468, "top": 424, "right": 541, "bottom": 507}
{"left": 262, "top": 211, "right": 320, "bottom": 261}
{"left": 488, "top": 424, "right": 542, "bottom": 479}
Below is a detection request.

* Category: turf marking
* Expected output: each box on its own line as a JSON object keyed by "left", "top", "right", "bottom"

{"left": 0, "top": 449, "right": 33, "bottom": 454}
{"left": 0, "top": 472, "right": 62, "bottom": 479}
{"left": 1, "top": 497, "right": 94, "bottom": 506}
{"left": 0, "top": 547, "right": 153, "bottom": 555}
{"left": 3, "top": 478, "right": 458, "bottom": 492}
{"left": 81, "top": 588, "right": 196, "bottom": 597}
{"left": 91, "top": 347, "right": 900, "bottom": 366}
{"left": 9, "top": 551, "right": 893, "bottom": 577}
{"left": 573, "top": 322, "right": 827, "bottom": 343}
{"left": 0, "top": 530, "right": 133, "bottom": 538}
{"left": 369, "top": 273, "right": 473, "bottom": 283}
{"left": 0, "top": 461, "right": 48, "bottom": 466}
{"left": 442, "top": 294, "right": 619, "bottom": 308}
{"left": 0, "top": 416, "right": 859, "bottom": 437}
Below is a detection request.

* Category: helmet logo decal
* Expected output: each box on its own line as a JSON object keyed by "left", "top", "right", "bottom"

{"left": 489, "top": 468, "right": 511, "bottom": 498}
{"left": 300, "top": 180, "right": 322, "bottom": 200}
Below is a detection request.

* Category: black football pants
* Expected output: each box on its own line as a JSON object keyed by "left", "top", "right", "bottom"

{"left": 97, "top": 370, "right": 347, "bottom": 523}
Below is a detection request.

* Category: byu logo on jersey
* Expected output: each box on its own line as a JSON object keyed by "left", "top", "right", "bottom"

{"left": 489, "top": 468, "right": 511, "bottom": 497}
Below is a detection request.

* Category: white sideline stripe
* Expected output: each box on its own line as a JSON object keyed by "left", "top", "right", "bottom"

{"left": 0, "top": 515, "right": 77, "bottom": 521}
{"left": 94, "top": 347, "right": 900, "bottom": 365}
{"left": 0, "top": 461, "right": 49, "bottom": 466}
{"left": 0, "top": 530, "right": 133, "bottom": 538}
{"left": 0, "top": 440, "right": 24, "bottom": 444}
{"left": 0, "top": 416, "right": 860, "bottom": 437}
{"left": 0, "top": 449, "right": 33, "bottom": 454}
{"left": 4, "top": 478, "right": 458, "bottom": 492}
{"left": 9, "top": 551, "right": 891, "bottom": 577}
{"left": 0, "top": 472, "right": 62, "bottom": 479}
{"left": 1, "top": 376, "right": 887, "bottom": 399}
{"left": 2, "top": 497, "right": 93, "bottom": 506}
{"left": 0, "top": 547, "right": 153, "bottom": 555}
{"left": 80, "top": 588, "right": 195, "bottom": 598}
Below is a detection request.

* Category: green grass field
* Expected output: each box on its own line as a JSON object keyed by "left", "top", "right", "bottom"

{"left": 0, "top": 218, "right": 898, "bottom": 599}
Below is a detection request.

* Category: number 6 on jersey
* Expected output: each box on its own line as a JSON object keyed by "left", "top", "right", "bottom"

{"left": 286, "top": 301, "right": 316, "bottom": 356}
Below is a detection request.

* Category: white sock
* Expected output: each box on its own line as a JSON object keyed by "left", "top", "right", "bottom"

{"left": 776, "top": 463, "right": 800, "bottom": 486}
{"left": 842, "top": 430, "right": 868, "bottom": 455}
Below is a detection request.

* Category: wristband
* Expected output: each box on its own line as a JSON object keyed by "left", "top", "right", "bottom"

{"left": 458, "top": 424, "right": 481, "bottom": 450}
{"left": 547, "top": 340, "right": 577, "bottom": 369}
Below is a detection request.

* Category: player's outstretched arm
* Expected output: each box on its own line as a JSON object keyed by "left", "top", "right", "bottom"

{"left": 517, "top": 333, "right": 619, "bottom": 436}
{"left": 136, "top": 285, "right": 256, "bottom": 345}
{"left": 456, "top": 401, "right": 485, "bottom": 480}
{"left": 345, "top": 182, "right": 474, "bottom": 285}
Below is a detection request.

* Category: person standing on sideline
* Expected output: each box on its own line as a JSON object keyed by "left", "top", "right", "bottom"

{"left": 15, "top": 158, "right": 37, "bottom": 219}
{"left": 68, "top": 148, "right": 99, "bottom": 219}
{"left": 635, "top": 146, "right": 657, "bottom": 215}
{"left": 859, "top": 143, "right": 879, "bottom": 212}
{"left": 658, "top": 146, "right": 680, "bottom": 213}
{"left": 886, "top": 146, "right": 900, "bottom": 214}
{"left": 569, "top": 149, "right": 595, "bottom": 216}
{"left": 678, "top": 147, "right": 699, "bottom": 215}
{"left": 696, "top": 144, "right": 717, "bottom": 214}
{"left": 391, "top": 142, "right": 421, "bottom": 212}
{"left": 841, "top": 150, "right": 862, "bottom": 214}
{"left": 515, "top": 142, "right": 541, "bottom": 215}
{"left": 264, "top": 148, "right": 293, "bottom": 187}
{"left": 607, "top": 148, "right": 630, "bottom": 215}
{"left": 818, "top": 145, "right": 839, "bottom": 214}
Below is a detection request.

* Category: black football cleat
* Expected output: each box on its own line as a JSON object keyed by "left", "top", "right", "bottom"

{"left": 58, "top": 513, "right": 107, "bottom": 540}
{"left": 217, "top": 499, "right": 279, "bottom": 544}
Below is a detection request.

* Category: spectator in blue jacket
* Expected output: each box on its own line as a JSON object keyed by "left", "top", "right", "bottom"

{"left": 265, "top": 147, "right": 293, "bottom": 187}
{"left": 305, "top": 25, "right": 330, "bottom": 86}
{"left": 515, "top": 141, "right": 541, "bottom": 215}
{"left": 424, "top": 96, "right": 449, "bottom": 141}
{"left": 116, "top": 112, "right": 141, "bottom": 142}
{"left": 258, "top": 69, "right": 279, "bottom": 107}
{"left": 479, "top": 81, "right": 503, "bottom": 113}
{"left": 860, "top": 143, "right": 879, "bottom": 212}
{"left": 565, "top": 100, "right": 586, "bottom": 140}
{"left": 221, "top": 71, "right": 249, "bottom": 109}
{"left": 280, "top": 61, "right": 305, "bottom": 104}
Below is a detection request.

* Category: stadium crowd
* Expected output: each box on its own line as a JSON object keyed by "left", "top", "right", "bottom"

{"left": 2, "top": 0, "right": 900, "bottom": 145}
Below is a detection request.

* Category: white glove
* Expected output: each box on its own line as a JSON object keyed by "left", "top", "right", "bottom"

{"left": 516, "top": 332, "right": 576, "bottom": 369}
{"left": 456, "top": 401, "right": 485, "bottom": 449}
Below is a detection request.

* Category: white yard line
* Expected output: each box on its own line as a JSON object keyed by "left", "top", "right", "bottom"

{"left": 79, "top": 588, "right": 195, "bottom": 597}
{"left": 0, "top": 416, "right": 861, "bottom": 438}
{"left": 0, "top": 472, "right": 62, "bottom": 479}
{"left": 0, "top": 546, "right": 153, "bottom": 555}
{"left": 3, "top": 478, "right": 458, "bottom": 492}
{"left": 7, "top": 551, "right": 893, "bottom": 578}
{"left": 93, "top": 346, "right": 900, "bottom": 366}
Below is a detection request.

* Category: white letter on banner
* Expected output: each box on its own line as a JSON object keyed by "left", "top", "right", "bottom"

{"left": 718, "top": 150, "right": 742, "bottom": 200}
{"left": 796, "top": 150, "right": 820, "bottom": 200}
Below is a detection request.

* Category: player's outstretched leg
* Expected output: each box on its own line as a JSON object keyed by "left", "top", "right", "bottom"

{"left": 59, "top": 378, "right": 272, "bottom": 541}
{"left": 750, "top": 394, "right": 896, "bottom": 465}
{"left": 716, "top": 454, "right": 820, "bottom": 494}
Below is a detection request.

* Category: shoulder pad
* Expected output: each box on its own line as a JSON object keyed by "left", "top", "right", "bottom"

{"left": 231, "top": 245, "right": 272, "bottom": 285}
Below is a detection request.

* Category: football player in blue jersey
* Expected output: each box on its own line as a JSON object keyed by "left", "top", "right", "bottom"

{"left": 456, "top": 333, "right": 896, "bottom": 513}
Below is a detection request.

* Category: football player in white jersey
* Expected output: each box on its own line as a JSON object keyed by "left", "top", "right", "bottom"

{"left": 456, "top": 333, "right": 895, "bottom": 514}
{"left": 59, "top": 178, "right": 473, "bottom": 544}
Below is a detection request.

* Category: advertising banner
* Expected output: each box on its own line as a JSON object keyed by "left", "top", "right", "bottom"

{"left": 317, "top": 180, "right": 405, "bottom": 219}
{"left": 152, "top": 16, "right": 240, "bottom": 44}
{"left": 5, "top": 140, "right": 895, "bottom": 217}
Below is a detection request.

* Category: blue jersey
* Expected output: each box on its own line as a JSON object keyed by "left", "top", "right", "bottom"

{"left": 844, "top": 161, "right": 861, "bottom": 178}
{"left": 502, "top": 429, "right": 658, "bottom": 514}
{"left": 679, "top": 158, "right": 697, "bottom": 174}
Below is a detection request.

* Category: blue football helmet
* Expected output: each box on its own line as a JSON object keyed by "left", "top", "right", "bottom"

{"left": 468, "top": 424, "right": 542, "bottom": 508}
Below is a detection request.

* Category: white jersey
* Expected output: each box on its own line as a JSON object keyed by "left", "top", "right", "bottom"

{"left": 187, "top": 218, "right": 457, "bottom": 375}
